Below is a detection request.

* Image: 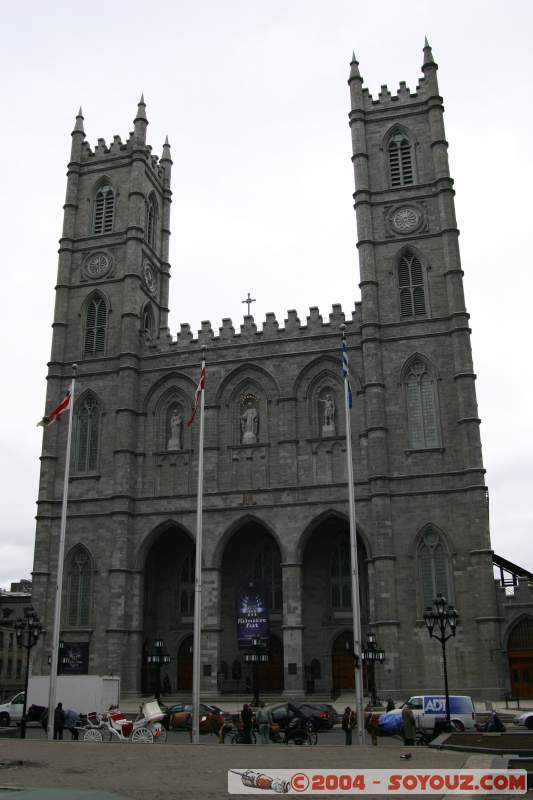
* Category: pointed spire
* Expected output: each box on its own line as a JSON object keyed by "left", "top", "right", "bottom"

{"left": 161, "top": 135, "right": 172, "bottom": 161}
{"left": 134, "top": 92, "right": 148, "bottom": 122}
{"left": 73, "top": 106, "right": 85, "bottom": 135}
{"left": 349, "top": 51, "right": 362, "bottom": 81}
{"left": 423, "top": 36, "right": 436, "bottom": 67}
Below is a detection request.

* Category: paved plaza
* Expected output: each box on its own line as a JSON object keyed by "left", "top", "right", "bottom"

{"left": 0, "top": 737, "right": 484, "bottom": 800}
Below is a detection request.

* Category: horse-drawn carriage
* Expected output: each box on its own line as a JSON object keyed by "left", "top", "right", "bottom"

{"left": 82, "top": 701, "right": 166, "bottom": 744}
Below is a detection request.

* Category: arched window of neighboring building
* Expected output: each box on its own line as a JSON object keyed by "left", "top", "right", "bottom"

{"left": 253, "top": 540, "right": 282, "bottom": 611}
{"left": 75, "top": 393, "right": 100, "bottom": 473}
{"left": 399, "top": 251, "right": 426, "bottom": 318}
{"left": 418, "top": 528, "right": 450, "bottom": 610}
{"left": 404, "top": 358, "right": 440, "bottom": 449}
{"left": 331, "top": 540, "right": 351, "bottom": 609}
{"left": 93, "top": 184, "right": 114, "bottom": 234}
{"left": 142, "top": 304, "right": 155, "bottom": 337}
{"left": 179, "top": 551, "right": 194, "bottom": 615}
{"left": 66, "top": 545, "right": 92, "bottom": 626}
{"left": 84, "top": 294, "right": 107, "bottom": 357}
{"left": 146, "top": 195, "right": 157, "bottom": 248}
{"left": 388, "top": 130, "right": 414, "bottom": 187}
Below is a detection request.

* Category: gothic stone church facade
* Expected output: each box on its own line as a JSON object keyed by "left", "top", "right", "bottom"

{"left": 32, "top": 43, "right": 512, "bottom": 699}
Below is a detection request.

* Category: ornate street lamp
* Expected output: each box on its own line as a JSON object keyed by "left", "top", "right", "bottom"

{"left": 14, "top": 607, "right": 42, "bottom": 739}
{"left": 362, "top": 631, "right": 385, "bottom": 707}
{"left": 423, "top": 595, "right": 458, "bottom": 725}
{"left": 146, "top": 638, "right": 171, "bottom": 703}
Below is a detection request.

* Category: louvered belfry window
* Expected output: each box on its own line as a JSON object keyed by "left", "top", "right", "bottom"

{"left": 66, "top": 546, "right": 91, "bottom": 626}
{"left": 146, "top": 196, "right": 157, "bottom": 248}
{"left": 388, "top": 131, "right": 414, "bottom": 187}
{"left": 418, "top": 529, "right": 449, "bottom": 610}
{"left": 405, "top": 359, "right": 439, "bottom": 449}
{"left": 93, "top": 185, "right": 114, "bottom": 234}
{"left": 399, "top": 251, "right": 426, "bottom": 318}
{"left": 76, "top": 395, "right": 99, "bottom": 473}
{"left": 84, "top": 295, "right": 107, "bottom": 357}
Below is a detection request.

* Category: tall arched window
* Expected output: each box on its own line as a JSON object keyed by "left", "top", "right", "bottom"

{"left": 146, "top": 195, "right": 157, "bottom": 248}
{"left": 93, "top": 184, "right": 114, "bottom": 234}
{"left": 142, "top": 304, "right": 155, "bottom": 337}
{"left": 179, "top": 551, "right": 194, "bottom": 615}
{"left": 418, "top": 528, "right": 450, "bottom": 610}
{"left": 388, "top": 130, "right": 414, "bottom": 187}
{"left": 404, "top": 359, "right": 439, "bottom": 449}
{"left": 66, "top": 546, "right": 92, "bottom": 626}
{"left": 75, "top": 394, "right": 100, "bottom": 473}
{"left": 399, "top": 251, "right": 426, "bottom": 318}
{"left": 331, "top": 541, "right": 351, "bottom": 609}
{"left": 253, "top": 540, "right": 282, "bottom": 611}
{"left": 84, "top": 294, "right": 107, "bottom": 357}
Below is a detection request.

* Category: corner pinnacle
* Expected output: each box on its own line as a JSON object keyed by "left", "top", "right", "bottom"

{"left": 349, "top": 51, "right": 361, "bottom": 80}
{"left": 73, "top": 106, "right": 85, "bottom": 134}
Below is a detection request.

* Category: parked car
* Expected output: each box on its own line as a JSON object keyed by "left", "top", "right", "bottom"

{"left": 387, "top": 695, "right": 476, "bottom": 733}
{"left": 162, "top": 702, "right": 225, "bottom": 734}
{"left": 298, "top": 703, "right": 336, "bottom": 729}
{"left": 265, "top": 702, "right": 321, "bottom": 732}
{"left": 513, "top": 711, "right": 533, "bottom": 730}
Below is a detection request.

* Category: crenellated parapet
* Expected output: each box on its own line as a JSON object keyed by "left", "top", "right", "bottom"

{"left": 146, "top": 303, "right": 362, "bottom": 353}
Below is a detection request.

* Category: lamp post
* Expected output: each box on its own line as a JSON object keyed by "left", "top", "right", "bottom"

{"left": 423, "top": 595, "right": 458, "bottom": 725}
{"left": 244, "top": 637, "right": 268, "bottom": 706}
{"left": 362, "top": 631, "right": 385, "bottom": 708}
{"left": 146, "top": 638, "right": 171, "bottom": 703}
{"left": 14, "top": 607, "right": 42, "bottom": 739}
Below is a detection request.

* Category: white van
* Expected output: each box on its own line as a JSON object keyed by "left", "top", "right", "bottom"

{"left": 404, "top": 695, "right": 476, "bottom": 732}
{"left": 0, "top": 692, "right": 24, "bottom": 726}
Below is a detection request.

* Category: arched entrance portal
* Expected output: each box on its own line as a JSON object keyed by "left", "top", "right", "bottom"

{"left": 508, "top": 617, "right": 533, "bottom": 699}
{"left": 220, "top": 520, "right": 284, "bottom": 692}
{"left": 302, "top": 515, "right": 369, "bottom": 695}
{"left": 177, "top": 635, "right": 193, "bottom": 690}
{"left": 143, "top": 525, "right": 194, "bottom": 694}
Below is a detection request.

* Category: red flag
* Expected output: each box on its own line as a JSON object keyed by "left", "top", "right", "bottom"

{"left": 37, "top": 390, "right": 71, "bottom": 428}
{"left": 187, "top": 363, "right": 206, "bottom": 427}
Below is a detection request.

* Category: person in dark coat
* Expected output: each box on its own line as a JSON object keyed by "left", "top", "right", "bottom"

{"left": 386, "top": 697, "right": 395, "bottom": 712}
{"left": 241, "top": 703, "right": 253, "bottom": 743}
{"left": 401, "top": 704, "right": 416, "bottom": 746}
{"left": 341, "top": 707, "right": 356, "bottom": 745}
{"left": 53, "top": 702, "right": 65, "bottom": 740}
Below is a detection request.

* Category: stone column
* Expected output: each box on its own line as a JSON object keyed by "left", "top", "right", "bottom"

{"left": 281, "top": 562, "right": 305, "bottom": 698}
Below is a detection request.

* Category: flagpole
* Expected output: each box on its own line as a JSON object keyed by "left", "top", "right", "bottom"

{"left": 341, "top": 325, "right": 365, "bottom": 745}
{"left": 191, "top": 348, "right": 206, "bottom": 745}
{"left": 47, "top": 363, "right": 77, "bottom": 740}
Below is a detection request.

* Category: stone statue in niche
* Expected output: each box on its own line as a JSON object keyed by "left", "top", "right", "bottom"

{"left": 240, "top": 398, "right": 259, "bottom": 444}
{"left": 318, "top": 393, "right": 336, "bottom": 437}
{"left": 167, "top": 408, "right": 183, "bottom": 450}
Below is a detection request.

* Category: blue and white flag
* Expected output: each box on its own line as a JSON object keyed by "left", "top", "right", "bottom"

{"left": 341, "top": 335, "right": 353, "bottom": 409}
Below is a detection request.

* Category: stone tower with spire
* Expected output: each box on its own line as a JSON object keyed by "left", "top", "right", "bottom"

{"left": 31, "top": 47, "right": 510, "bottom": 699}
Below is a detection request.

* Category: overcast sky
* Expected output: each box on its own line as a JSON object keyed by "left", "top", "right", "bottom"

{"left": 0, "top": 0, "right": 531, "bottom": 588}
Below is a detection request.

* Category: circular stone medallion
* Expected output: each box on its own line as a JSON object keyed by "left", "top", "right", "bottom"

{"left": 144, "top": 263, "right": 157, "bottom": 294}
{"left": 391, "top": 206, "right": 421, "bottom": 234}
{"left": 85, "top": 252, "right": 111, "bottom": 278}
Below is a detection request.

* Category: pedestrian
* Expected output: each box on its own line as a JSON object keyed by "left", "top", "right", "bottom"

{"left": 401, "top": 703, "right": 416, "bottom": 746}
{"left": 63, "top": 709, "right": 80, "bottom": 740}
{"left": 162, "top": 674, "right": 171, "bottom": 695}
{"left": 386, "top": 697, "right": 395, "bottom": 712}
{"left": 241, "top": 703, "right": 253, "bottom": 744}
{"left": 366, "top": 712, "right": 380, "bottom": 746}
{"left": 255, "top": 702, "right": 272, "bottom": 744}
{"left": 53, "top": 702, "right": 65, "bottom": 740}
{"left": 341, "top": 706, "right": 356, "bottom": 745}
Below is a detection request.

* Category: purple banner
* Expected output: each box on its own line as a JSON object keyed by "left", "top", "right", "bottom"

{"left": 237, "top": 581, "right": 268, "bottom": 649}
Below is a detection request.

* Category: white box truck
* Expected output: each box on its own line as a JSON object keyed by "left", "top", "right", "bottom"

{"left": 0, "top": 675, "right": 120, "bottom": 726}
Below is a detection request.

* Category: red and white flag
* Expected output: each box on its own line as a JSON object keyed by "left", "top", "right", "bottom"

{"left": 37, "top": 390, "right": 71, "bottom": 428}
{"left": 187, "top": 362, "right": 206, "bottom": 427}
